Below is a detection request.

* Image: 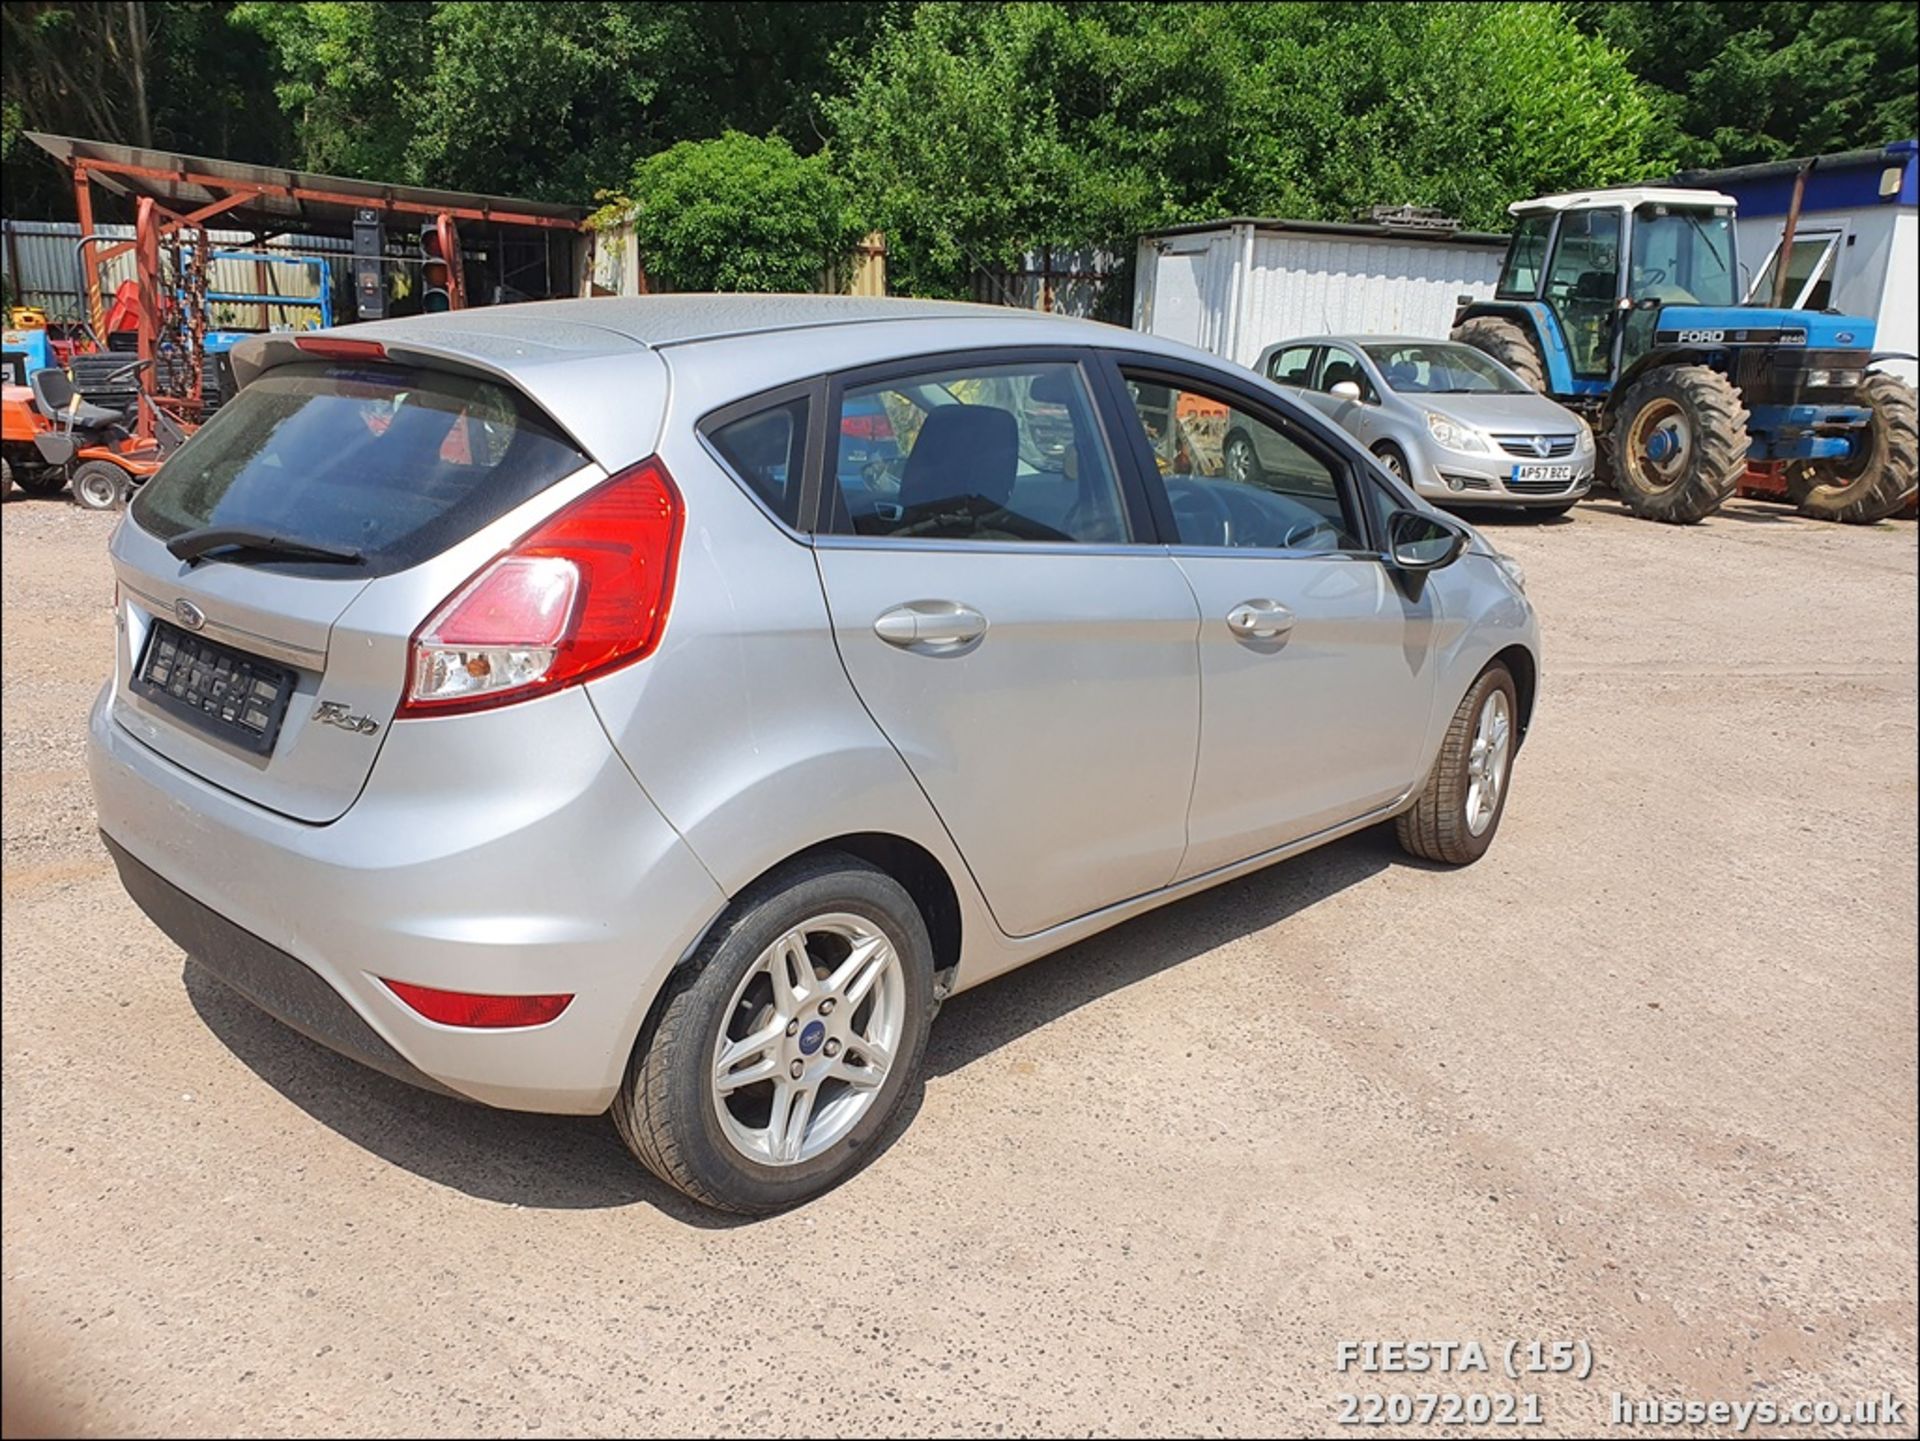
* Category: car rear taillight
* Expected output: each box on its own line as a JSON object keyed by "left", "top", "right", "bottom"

{"left": 398, "top": 457, "right": 683, "bottom": 716}
{"left": 382, "top": 979, "right": 573, "bottom": 1028}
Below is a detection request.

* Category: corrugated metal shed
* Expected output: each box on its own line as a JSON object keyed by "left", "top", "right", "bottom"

{"left": 2, "top": 219, "right": 350, "bottom": 324}
{"left": 1133, "top": 217, "right": 1508, "bottom": 368}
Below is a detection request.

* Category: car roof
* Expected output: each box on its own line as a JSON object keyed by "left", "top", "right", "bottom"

{"left": 334, "top": 294, "right": 1104, "bottom": 355}
{"left": 1261, "top": 335, "right": 1462, "bottom": 353}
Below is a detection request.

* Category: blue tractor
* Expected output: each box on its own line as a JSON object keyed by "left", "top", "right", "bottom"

{"left": 1452, "top": 186, "right": 1917, "bottom": 524}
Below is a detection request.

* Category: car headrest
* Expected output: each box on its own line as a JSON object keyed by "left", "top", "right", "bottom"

{"left": 1321, "top": 360, "right": 1358, "bottom": 388}
{"left": 900, "top": 404, "right": 1019, "bottom": 513}
{"left": 1385, "top": 360, "right": 1418, "bottom": 389}
{"left": 30, "top": 367, "right": 75, "bottom": 412}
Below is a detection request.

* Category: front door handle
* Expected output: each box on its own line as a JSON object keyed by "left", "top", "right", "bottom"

{"left": 874, "top": 601, "right": 989, "bottom": 648}
{"left": 1225, "top": 599, "right": 1295, "bottom": 640}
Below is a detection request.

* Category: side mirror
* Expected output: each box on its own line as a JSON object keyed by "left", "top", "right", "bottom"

{"left": 1386, "top": 509, "right": 1466, "bottom": 597}
{"left": 1330, "top": 380, "right": 1362, "bottom": 402}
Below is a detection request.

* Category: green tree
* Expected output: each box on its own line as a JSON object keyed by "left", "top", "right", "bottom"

{"left": 829, "top": 2, "right": 1662, "bottom": 297}
{"left": 2, "top": 2, "right": 290, "bottom": 216}
{"left": 233, "top": 1, "right": 893, "bottom": 200}
{"left": 615, "top": 130, "right": 860, "bottom": 291}
{"left": 1570, "top": 1, "right": 1919, "bottom": 168}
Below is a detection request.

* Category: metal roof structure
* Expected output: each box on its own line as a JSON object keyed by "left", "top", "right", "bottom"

{"left": 23, "top": 132, "right": 588, "bottom": 234}
{"left": 1509, "top": 187, "right": 1736, "bottom": 215}
{"left": 1141, "top": 216, "right": 1508, "bottom": 247}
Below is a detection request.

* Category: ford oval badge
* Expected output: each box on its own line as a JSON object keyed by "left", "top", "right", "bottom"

{"left": 173, "top": 598, "right": 207, "bottom": 631}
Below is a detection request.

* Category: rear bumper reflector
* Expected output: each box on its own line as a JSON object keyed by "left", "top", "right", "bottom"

{"left": 381, "top": 978, "right": 574, "bottom": 1029}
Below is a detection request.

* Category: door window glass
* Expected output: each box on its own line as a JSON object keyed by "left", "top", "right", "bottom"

{"left": 1498, "top": 213, "right": 1554, "bottom": 297}
{"left": 825, "top": 361, "right": 1128, "bottom": 543}
{"left": 1544, "top": 208, "right": 1622, "bottom": 378}
{"left": 1315, "top": 348, "right": 1374, "bottom": 400}
{"left": 1118, "top": 372, "right": 1362, "bottom": 551}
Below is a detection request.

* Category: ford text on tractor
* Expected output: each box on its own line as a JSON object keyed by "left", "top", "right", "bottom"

{"left": 1452, "top": 187, "right": 1917, "bottom": 524}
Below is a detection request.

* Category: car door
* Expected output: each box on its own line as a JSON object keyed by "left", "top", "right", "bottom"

{"left": 1099, "top": 352, "right": 1440, "bottom": 878}
{"left": 1292, "top": 342, "right": 1377, "bottom": 448}
{"left": 812, "top": 348, "right": 1202, "bottom": 937}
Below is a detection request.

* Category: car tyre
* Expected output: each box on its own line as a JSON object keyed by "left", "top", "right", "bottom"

{"left": 1395, "top": 664, "right": 1517, "bottom": 866}
{"left": 1372, "top": 442, "right": 1412, "bottom": 484}
{"left": 1223, "top": 430, "right": 1264, "bottom": 484}
{"left": 613, "top": 852, "right": 934, "bottom": 1214}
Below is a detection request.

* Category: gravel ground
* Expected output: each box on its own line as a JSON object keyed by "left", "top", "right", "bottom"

{"left": 3, "top": 490, "right": 1915, "bottom": 1438}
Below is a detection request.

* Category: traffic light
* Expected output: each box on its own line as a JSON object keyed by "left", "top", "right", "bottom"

{"left": 419, "top": 214, "right": 465, "bottom": 313}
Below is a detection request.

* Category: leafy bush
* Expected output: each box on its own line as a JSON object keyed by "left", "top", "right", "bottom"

{"left": 619, "top": 131, "right": 861, "bottom": 293}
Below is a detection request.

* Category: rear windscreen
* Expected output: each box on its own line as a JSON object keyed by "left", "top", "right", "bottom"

{"left": 132, "top": 362, "right": 591, "bottom": 577}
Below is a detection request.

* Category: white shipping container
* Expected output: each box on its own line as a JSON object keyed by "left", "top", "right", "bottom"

{"left": 1133, "top": 218, "right": 1508, "bottom": 368}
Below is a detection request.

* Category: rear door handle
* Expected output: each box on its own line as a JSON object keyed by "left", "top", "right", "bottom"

{"left": 1225, "top": 599, "right": 1295, "bottom": 640}
{"left": 874, "top": 601, "right": 989, "bottom": 647}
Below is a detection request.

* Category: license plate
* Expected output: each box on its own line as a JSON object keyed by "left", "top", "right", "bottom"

{"left": 133, "top": 620, "right": 298, "bottom": 756}
{"left": 1511, "top": 463, "right": 1574, "bottom": 483}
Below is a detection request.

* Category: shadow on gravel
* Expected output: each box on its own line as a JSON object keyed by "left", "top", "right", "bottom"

{"left": 184, "top": 824, "right": 1395, "bottom": 1217}
{"left": 183, "top": 961, "right": 750, "bottom": 1226}
{"left": 924, "top": 825, "right": 1393, "bottom": 1079}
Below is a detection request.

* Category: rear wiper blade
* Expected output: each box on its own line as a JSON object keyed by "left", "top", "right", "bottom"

{"left": 167, "top": 526, "right": 365, "bottom": 566}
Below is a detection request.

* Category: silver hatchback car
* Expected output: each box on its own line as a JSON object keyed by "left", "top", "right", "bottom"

{"left": 1254, "top": 336, "right": 1595, "bottom": 513}
{"left": 91, "top": 297, "right": 1539, "bottom": 1213}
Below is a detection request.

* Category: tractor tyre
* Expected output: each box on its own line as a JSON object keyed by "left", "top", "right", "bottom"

{"left": 69, "top": 461, "right": 129, "bottom": 512}
{"left": 1451, "top": 316, "right": 1547, "bottom": 394}
{"left": 1608, "top": 365, "right": 1748, "bottom": 525}
{"left": 1782, "top": 372, "right": 1919, "bottom": 524}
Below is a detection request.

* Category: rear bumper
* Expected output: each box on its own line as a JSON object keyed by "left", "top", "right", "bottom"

{"left": 89, "top": 682, "right": 729, "bottom": 1114}
{"left": 103, "top": 834, "right": 459, "bottom": 1098}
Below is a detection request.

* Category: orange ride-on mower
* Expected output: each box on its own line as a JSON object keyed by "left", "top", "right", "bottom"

{"left": 2, "top": 360, "right": 174, "bottom": 511}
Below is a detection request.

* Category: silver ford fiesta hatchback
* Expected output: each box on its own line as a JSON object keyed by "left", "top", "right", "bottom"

{"left": 90, "top": 296, "right": 1539, "bottom": 1213}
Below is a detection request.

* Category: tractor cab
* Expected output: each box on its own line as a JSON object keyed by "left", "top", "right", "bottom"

{"left": 1454, "top": 186, "right": 1916, "bottom": 525}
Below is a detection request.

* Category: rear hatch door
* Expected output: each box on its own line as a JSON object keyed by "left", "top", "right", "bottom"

{"left": 108, "top": 352, "right": 612, "bottom": 822}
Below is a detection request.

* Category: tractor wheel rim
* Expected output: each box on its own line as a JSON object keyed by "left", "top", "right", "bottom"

{"left": 1627, "top": 397, "right": 1691, "bottom": 492}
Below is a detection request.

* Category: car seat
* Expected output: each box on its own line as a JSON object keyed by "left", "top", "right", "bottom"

{"left": 899, "top": 404, "right": 1019, "bottom": 522}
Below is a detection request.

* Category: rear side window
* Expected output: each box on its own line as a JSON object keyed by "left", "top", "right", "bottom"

{"left": 824, "top": 360, "right": 1131, "bottom": 544}
{"left": 132, "top": 362, "right": 589, "bottom": 577}
{"left": 705, "top": 396, "right": 808, "bottom": 525}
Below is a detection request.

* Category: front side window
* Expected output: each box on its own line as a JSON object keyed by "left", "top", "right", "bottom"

{"left": 825, "top": 360, "right": 1129, "bottom": 544}
{"left": 1117, "top": 371, "right": 1362, "bottom": 552}
{"left": 1365, "top": 342, "right": 1527, "bottom": 395}
{"left": 1315, "top": 348, "right": 1374, "bottom": 400}
{"left": 1497, "top": 213, "right": 1554, "bottom": 297}
{"left": 1631, "top": 207, "right": 1737, "bottom": 306}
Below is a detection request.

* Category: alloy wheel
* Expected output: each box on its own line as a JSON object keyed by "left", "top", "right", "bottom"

{"left": 709, "top": 913, "right": 905, "bottom": 1166}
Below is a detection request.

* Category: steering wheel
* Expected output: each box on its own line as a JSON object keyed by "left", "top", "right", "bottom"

{"left": 1165, "top": 478, "right": 1232, "bottom": 546}
{"left": 104, "top": 358, "right": 155, "bottom": 385}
